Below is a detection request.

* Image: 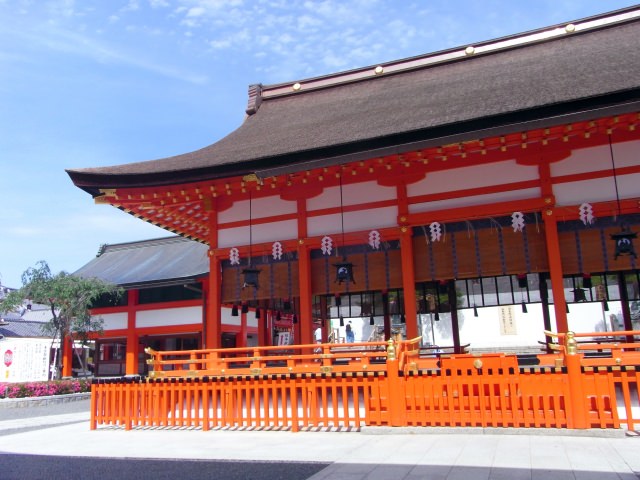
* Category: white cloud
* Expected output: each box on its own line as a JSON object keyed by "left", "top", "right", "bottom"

{"left": 121, "top": 0, "right": 140, "bottom": 12}
{"left": 187, "top": 6, "right": 206, "bottom": 17}
{"left": 3, "top": 22, "right": 208, "bottom": 85}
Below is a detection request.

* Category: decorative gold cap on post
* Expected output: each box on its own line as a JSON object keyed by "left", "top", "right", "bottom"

{"left": 566, "top": 331, "right": 578, "bottom": 355}
{"left": 387, "top": 338, "right": 396, "bottom": 361}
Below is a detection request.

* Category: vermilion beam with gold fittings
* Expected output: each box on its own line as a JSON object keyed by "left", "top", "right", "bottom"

{"left": 92, "top": 113, "right": 640, "bottom": 242}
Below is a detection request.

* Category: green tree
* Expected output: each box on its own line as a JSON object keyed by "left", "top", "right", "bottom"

{"left": 0, "top": 261, "right": 122, "bottom": 379}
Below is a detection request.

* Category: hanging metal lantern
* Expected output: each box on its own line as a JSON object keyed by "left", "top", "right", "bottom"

{"left": 572, "top": 288, "right": 587, "bottom": 303}
{"left": 517, "top": 274, "right": 528, "bottom": 289}
{"left": 242, "top": 268, "right": 261, "bottom": 289}
{"left": 582, "top": 274, "right": 592, "bottom": 289}
{"left": 334, "top": 261, "right": 355, "bottom": 284}
{"left": 611, "top": 224, "right": 638, "bottom": 259}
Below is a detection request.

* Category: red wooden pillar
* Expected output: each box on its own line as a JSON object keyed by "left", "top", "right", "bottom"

{"left": 256, "top": 302, "right": 265, "bottom": 347}
{"left": 239, "top": 309, "right": 248, "bottom": 348}
{"left": 297, "top": 198, "right": 313, "bottom": 346}
{"left": 399, "top": 228, "right": 418, "bottom": 340}
{"left": 205, "top": 205, "right": 222, "bottom": 349}
{"left": 260, "top": 309, "right": 271, "bottom": 346}
{"left": 206, "top": 253, "right": 222, "bottom": 349}
{"left": 543, "top": 209, "right": 569, "bottom": 333}
{"left": 125, "top": 289, "right": 139, "bottom": 375}
{"left": 298, "top": 242, "right": 313, "bottom": 345}
{"left": 61, "top": 335, "right": 74, "bottom": 378}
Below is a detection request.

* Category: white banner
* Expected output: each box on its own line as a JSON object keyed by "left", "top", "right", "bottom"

{"left": 0, "top": 338, "right": 51, "bottom": 382}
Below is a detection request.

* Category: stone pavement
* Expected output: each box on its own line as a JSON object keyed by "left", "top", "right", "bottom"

{"left": 0, "top": 399, "right": 639, "bottom": 479}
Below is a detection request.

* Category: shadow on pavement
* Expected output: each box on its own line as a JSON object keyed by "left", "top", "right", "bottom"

{"left": 1, "top": 453, "right": 638, "bottom": 480}
{"left": 0, "top": 453, "right": 330, "bottom": 480}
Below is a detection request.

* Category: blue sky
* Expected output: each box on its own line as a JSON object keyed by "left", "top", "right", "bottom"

{"left": 0, "top": 0, "right": 636, "bottom": 288}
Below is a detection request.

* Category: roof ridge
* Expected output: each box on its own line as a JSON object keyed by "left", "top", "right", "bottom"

{"left": 97, "top": 235, "right": 192, "bottom": 254}
{"left": 246, "top": 5, "right": 640, "bottom": 107}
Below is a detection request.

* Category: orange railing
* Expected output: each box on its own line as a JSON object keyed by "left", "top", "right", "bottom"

{"left": 90, "top": 331, "right": 640, "bottom": 432}
{"left": 143, "top": 341, "right": 389, "bottom": 378}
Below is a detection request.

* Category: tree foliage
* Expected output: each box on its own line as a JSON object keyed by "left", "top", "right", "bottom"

{"left": 0, "top": 261, "right": 122, "bottom": 377}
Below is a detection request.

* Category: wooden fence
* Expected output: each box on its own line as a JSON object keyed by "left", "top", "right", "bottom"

{"left": 90, "top": 331, "right": 640, "bottom": 431}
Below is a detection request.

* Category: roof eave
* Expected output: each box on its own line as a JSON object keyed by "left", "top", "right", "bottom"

{"left": 68, "top": 88, "right": 640, "bottom": 195}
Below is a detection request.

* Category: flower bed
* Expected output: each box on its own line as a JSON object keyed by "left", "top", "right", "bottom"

{"left": 0, "top": 379, "right": 91, "bottom": 399}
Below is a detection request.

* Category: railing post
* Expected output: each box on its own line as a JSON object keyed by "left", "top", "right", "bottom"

{"left": 565, "top": 331, "right": 589, "bottom": 429}
{"left": 124, "top": 377, "right": 132, "bottom": 430}
{"left": 386, "top": 339, "right": 406, "bottom": 426}
{"left": 90, "top": 380, "right": 98, "bottom": 430}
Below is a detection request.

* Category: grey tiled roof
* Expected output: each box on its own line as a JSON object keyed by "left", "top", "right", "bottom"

{"left": 0, "top": 320, "right": 48, "bottom": 338}
{"left": 74, "top": 236, "right": 209, "bottom": 288}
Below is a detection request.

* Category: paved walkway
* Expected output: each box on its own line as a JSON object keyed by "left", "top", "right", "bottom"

{"left": 0, "top": 399, "right": 639, "bottom": 479}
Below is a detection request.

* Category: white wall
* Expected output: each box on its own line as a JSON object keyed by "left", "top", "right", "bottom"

{"left": 99, "top": 312, "right": 127, "bottom": 331}
{"left": 136, "top": 306, "right": 202, "bottom": 328}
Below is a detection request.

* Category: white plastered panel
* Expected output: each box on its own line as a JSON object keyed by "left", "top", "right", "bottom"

{"left": 551, "top": 139, "right": 639, "bottom": 177}
{"left": 307, "top": 182, "right": 396, "bottom": 211}
{"left": 221, "top": 306, "right": 239, "bottom": 326}
{"left": 409, "top": 188, "right": 540, "bottom": 214}
{"left": 307, "top": 207, "right": 398, "bottom": 237}
{"left": 136, "top": 306, "right": 201, "bottom": 328}
{"left": 99, "top": 312, "right": 127, "bottom": 331}
{"left": 218, "top": 195, "right": 296, "bottom": 223}
{"left": 554, "top": 173, "right": 640, "bottom": 206}
{"left": 218, "top": 219, "right": 298, "bottom": 248}
{"left": 407, "top": 160, "right": 538, "bottom": 197}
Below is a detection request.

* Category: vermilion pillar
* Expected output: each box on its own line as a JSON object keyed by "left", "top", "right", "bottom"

{"left": 61, "top": 335, "right": 73, "bottom": 378}
{"left": 206, "top": 206, "right": 222, "bottom": 349}
{"left": 298, "top": 242, "right": 313, "bottom": 345}
{"left": 239, "top": 309, "right": 248, "bottom": 348}
{"left": 543, "top": 210, "right": 569, "bottom": 333}
{"left": 297, "top": 198, "right": 313, "bottom": 346}
{"left": 206, "top": 253, "right": 222, "bottom": 349}
{"left": 400, "top": 228, "right": 418, "bottom": 340}
{"left": 125, "top": 289, "right": 139, "bottom": 375}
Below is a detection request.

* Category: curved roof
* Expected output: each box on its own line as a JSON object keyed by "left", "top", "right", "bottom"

{"left": 67, "top": 7, "right": 640, "bottom": 195}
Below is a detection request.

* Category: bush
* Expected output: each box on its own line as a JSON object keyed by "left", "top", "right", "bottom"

{"left": 0, "top": 379, "right": 91, "bottom": 399}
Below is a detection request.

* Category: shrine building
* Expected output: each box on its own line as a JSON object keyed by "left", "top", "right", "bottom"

{"left": 68, "top": 7, "right": 640, "bottom": 377}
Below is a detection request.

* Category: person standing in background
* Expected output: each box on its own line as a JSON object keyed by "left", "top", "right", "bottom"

{"left": 346, "top": 321, "right": 355, "bottom": 343}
